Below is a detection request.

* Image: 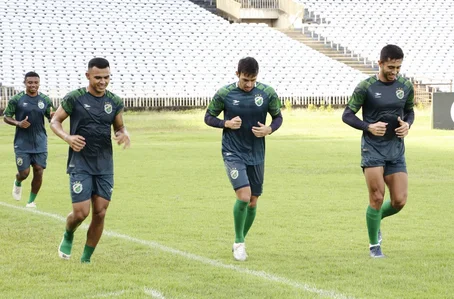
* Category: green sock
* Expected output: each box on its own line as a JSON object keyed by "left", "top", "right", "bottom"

{"left": 81, "top": 245, "right": 95, "bottom": 263}
{"left": 28, "top": 192, "right": 37, "bottom": 204}
{"left": 233, "top": 199, "right": 248, "bottom": 243}
{"left": 59, "top": 230, "right": 74, "bottom": 256}
{"left": 15, "top": 180, "right": 21, "bottom": 187}
{"left": 366, "top": 206, "right": 381, "bottom": 245}
{"left": 243, "top": 205, "right": 257, "bottom": 238}
{"left": 380, "top": 200, "right": 400, "bottom": 219}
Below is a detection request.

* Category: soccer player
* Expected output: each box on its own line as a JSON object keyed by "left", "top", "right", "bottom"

{"left": 342, "top": 45, "right": 415, "bottom": 258}
{"left": 204, "top": 57, "right": 283, "bottom": 261}
{"left": 50, "top": 58, "right": 130, "bottom": 263}
{"left": 3, "top": 72, "right": 54, "bottom": 208}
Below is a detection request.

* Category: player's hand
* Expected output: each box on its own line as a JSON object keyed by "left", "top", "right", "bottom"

{"left": 395, "top": 116, "right": 410, "bottom": 138}
{"left": 368, "top": 121, "right": 388, "bottom": 136}
{"left": 66, "top": 135, "right": 86, "bottom": 152}
{"left": 225, "top": 116, "right": 242, "bottom": 130}
{"left": 114, "top": 131, "right": 131, "bottom": 149}
{"left": 17, "top": 116, "right": 31, "bottom": 128}
{"left": 252, "top": 121, "right": 272, "bottom": 138}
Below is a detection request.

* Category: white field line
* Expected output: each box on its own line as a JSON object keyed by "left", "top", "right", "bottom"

{"left": 0, "top": 201, "right": 354, "bottom": 299}
{"left": 144, "top": 287, "right": 166, "bottom": 298}
{"left": 87, "top": 290, "right": 126, "bottom": 298}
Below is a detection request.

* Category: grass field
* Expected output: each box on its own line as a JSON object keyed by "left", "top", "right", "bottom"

{"left": 0, "top": 108, "right": 452, "bottom": 299}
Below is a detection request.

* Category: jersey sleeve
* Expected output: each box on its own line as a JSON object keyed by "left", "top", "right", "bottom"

{"left": 111, "top": 93, "right": 124, "bottom": 116}
{"left": 3, "top": 94, "right": 20, "bottom": 117}
{"left": 206, "top": 89, "right": 225, "bottom": 117}
{"left": 347, "top": 81, "right": 368, "bottom": 113}
{"left": 265, "top": 86, "right": 281, "bottom": 117}
{"left": 42, "top": 94, "right": 54, "bottom": 119}
{"left": 60, "top": 92, "right": 75, "bottom": 115}
{"left": 404, "top": 81, "right": 415, "bottom": 111}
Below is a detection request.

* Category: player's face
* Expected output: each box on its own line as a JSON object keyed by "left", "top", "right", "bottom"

{"left": 24, "top": 76, "right": 40, "bottom": 96}
{"left": 378, "top": 58, "right": 402, "bottom": 82}
{"left": 237, "top": 72, "right": 257, "bottom": 93}
{"left": 86, "top": 67, "right": 110, "bottom": 96}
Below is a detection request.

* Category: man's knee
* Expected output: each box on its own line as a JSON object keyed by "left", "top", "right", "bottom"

{"left": 73, "top": 210, "right": 89, "bottom": 222}
{"left": 92, "top": 208, "right": 107, "bottom": 220}
{"left": 236, "top": 187, "right": 252, "bottom": 202}
{"left": 248, "top": 197, "right": 259, "bottom": 208}
{"left": 18, "top": 169, "right": 30, "bottom": 180}
{"left": 392, "top": 193, "right": 407, "bottom": 210}
{"left": 369, "top": 188, "right": 385, "bottom": 204}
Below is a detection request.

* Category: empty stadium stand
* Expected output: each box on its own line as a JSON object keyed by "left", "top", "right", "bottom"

{"left": 0, "top": 0, "right": 367, "bottom": 107}
{"left": 295, "top": 0, "right": 454, "bottom": 91}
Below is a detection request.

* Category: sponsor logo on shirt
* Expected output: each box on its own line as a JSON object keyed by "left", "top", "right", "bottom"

{"left": 104, "top": 102, "right": 113, "bottom": 114}
{"left": 254, "top": 95, "right": 263, "bottom": 107}
{"left": 23, "top": 103, "right": 28, "bottom": 107}
{"left": 396, "top": 88, "right": 404, "bottom": 100}
{"left": 38, "top": 100, "right": 45, "bottom": 109}
{"left": 233, "top": 100, "right": 240, "bottom": 105}
{"left": 83, "top": 104, "right": 91, "bottom": 109}
{"left": 374, "top": 92, "right": 382, "bottom": 98}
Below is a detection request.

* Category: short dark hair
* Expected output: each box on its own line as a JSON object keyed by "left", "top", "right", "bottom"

{"left": 380, "top": 44, "right": 404, "bottom": 61}
{"left": 88, "top": 57, "right": 110, "bottom": 69}
{"left": 24, "top": 71, "right": 40, "bottom": 80}
{"left": 237, "top": 57, "right": 259, "bottom": 76}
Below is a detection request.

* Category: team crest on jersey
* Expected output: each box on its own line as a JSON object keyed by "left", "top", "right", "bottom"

{"left": 104, "top": 102, "right": 113, "bottom": 114}
{"left": 396, "top": 88, "right": 405, "bottom": 100}
{"left": 230, "top": 168, "right": 239, "bottom": 180}
{"left": 16, "top": 157, "right": 23, "bottom": 166}
{"left": 38, "top": 100, "right": 45, "bottom": 109}
{"left": 72, "top": 181, "right": 83, "bottom": 194}
{"left": 254, "top": 95, "right": 264, "bottom": 107}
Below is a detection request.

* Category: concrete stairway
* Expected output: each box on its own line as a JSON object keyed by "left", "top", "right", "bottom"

{"left": 277, "top": 28, "right": 378, "bottom": 75}
{"left": 187, "top": 0, "right": 217, "bottom": 14}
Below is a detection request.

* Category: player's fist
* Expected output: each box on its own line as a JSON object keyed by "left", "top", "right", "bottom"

{"left": 252, "top": 121, "right": 271, "bottom": 137}
{"left": 368, "top": 121, "right": 388, "bottom": 136}
{"left": 225, "top": 116, "right": 242, "bottom": 130}
{"left": 66, "top": 135, "right": 86, "bottom": 152}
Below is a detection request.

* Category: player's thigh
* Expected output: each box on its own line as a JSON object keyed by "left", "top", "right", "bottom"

{"left": 30, "top": 152, "right": 48, "bottom": 169}
{"left": 69, "top": 173, "right": 94, "bottom": 203}
{"left": 93, "top": 175, "right": 114, "bottom": 201}
{"left": 15, "top": 152, "right": 31, "bottom": 172}
{"left": 246, "top": 163, "right": 264, "bottom": 196}
{"left": 363, "top": 166, "right": 386, "bottom": 196}
{"left": 91, "top": 194, "right": 110, "bottom": 215}
{"left": 224, "top": 159, "right": 250, "bottom": 191}
{"left": 384, "top": 171, "right": 408, "bottom": 205}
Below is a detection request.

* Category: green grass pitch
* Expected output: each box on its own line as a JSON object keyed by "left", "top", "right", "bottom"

{"left": 0, "top": 108, "right": 452, "bottom": 298}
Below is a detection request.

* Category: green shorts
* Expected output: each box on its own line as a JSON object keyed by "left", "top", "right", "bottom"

{"left": 223, "top": 158, "right": 264, "bottom": 196}
{"left": 69, "top": 173, "right": 114, "bottom": 203}
{"left": 15, "top": 152, "right": 47, "bottom": 172}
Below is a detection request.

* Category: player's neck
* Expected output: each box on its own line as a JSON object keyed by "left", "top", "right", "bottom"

{"left": 377, "top": 73, "right": 396, "bottom": 83}
{"left": 26, "top": 91, "right": 38, "bottom": 97}
{"left": 86, "top": 87, "right": 105, "bottom": 97}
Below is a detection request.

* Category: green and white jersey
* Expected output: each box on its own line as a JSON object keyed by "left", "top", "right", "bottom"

{"left": 61, "top": 88, "right": 124, "bottom": 175}
{"left": 347, "top": 75, "right": 414, "bottom": 159}
{"left": 4, "top": 91, "right": 53, "bottom": 153}
{"left": 207, "top": 82, "right": 281, "bottom": 165}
